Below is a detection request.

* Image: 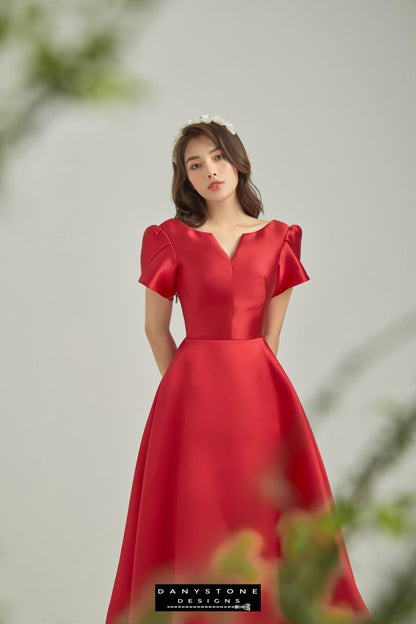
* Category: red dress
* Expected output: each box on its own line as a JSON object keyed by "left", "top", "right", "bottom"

{"left": 105, "top": 218, "right": 373, "bottom": 624}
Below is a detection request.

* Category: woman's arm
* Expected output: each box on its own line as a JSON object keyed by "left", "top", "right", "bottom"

{"left": 143, "top": 288, "right": 177, "bottom": 376}
{"left": 262, "top": 288, "right": 293, "bottom": 355}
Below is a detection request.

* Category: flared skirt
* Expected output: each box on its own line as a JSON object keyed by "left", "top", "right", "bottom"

{"left": 105, "top": 337, "right": 372, "bottom": 624}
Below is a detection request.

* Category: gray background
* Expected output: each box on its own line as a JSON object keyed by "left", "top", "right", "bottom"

{"left": 1, "top": 1, "right": 415, "bottom": 623}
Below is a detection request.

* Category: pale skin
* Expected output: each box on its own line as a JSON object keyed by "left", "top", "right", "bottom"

{"left": 143, "top": 134, "right": 293, "bottom": 376}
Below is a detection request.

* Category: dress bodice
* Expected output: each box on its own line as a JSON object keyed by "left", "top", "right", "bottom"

{"left": 138, "top": 217, "right": 310, "bottom": 340}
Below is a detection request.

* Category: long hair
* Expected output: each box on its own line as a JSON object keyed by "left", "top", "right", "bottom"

{"left": 171, "top": 122, "right": 263, "bottom": 228}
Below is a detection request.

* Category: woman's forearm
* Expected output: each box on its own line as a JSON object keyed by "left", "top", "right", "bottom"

{"left": 144, "top": 328, "right": 178, "bottom": 376}
{"left": 263, "top": 332, "right": 280, "bottom": 357}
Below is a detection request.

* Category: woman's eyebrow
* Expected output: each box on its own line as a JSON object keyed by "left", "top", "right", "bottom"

{"left": 185, "top": 146, "right": 220, "bottom": 165}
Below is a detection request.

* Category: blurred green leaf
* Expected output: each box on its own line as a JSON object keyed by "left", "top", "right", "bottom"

{"left": 0, "top": 0, "right": 162, "bottom": 182}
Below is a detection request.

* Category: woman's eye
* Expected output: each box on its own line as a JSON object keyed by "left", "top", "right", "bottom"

{"left": 190, "top": 154, "right": 223, "bottom": 170}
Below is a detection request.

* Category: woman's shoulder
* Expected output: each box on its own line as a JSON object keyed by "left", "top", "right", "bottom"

{"left": 159, "top": 217, "right": 180, "bottom": 230}
{"left": 269, "top": 218, "right": 296, "bottom": 240}
{"left": 141, "top": 218, "right": 177, "bottom": 240}
{"left": 273, "top": 219, "right": 305, "bottom": 237}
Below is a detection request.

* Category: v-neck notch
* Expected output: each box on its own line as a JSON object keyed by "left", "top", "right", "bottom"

{"left": 173, "top": 218, "right": 276, "bottom": 262}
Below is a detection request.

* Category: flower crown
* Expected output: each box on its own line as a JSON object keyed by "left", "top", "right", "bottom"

{"left": 172, "top": 114, "right": 236, "bottom": 164}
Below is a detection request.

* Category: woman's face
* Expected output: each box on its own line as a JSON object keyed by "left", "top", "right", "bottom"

{"left": 183, "top": 134, "right": 238, "bottom": 203}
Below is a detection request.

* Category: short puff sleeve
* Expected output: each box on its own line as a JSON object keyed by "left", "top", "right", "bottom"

{"left": 138, "top": 225, "right": 177, "bottom": 301}
{"left": 272, "top": 224, "right": 310, "bottom": 297}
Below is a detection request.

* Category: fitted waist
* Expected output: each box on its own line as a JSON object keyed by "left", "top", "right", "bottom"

{"left": 175, "top": 336, "right": 276, "bottom": 360}
{"left": 184, "top": 336, "right": 264, "bottom": 342}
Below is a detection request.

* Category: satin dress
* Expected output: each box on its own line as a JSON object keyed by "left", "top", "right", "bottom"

{"left": 105, "top": 218, "right": 372, "bottom": 624}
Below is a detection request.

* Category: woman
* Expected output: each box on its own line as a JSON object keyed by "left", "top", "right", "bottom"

{"left": 105, "top": 116, "right": 373, "bottom": 624}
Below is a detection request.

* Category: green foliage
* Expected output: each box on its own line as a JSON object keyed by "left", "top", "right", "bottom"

{"left": 0, "top": 0, "right": 161, "bottom": 178}
{"left": 372, "top": 494, "right": 416, "bottom": 536}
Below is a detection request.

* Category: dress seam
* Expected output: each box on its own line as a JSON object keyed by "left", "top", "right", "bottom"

{"left": 158, "top": 225, "right": 178, "bottom": 265}
{"left": 158, "top": 224, "right": 179, "bottom": 302}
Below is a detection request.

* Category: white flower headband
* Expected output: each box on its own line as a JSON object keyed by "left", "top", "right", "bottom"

{"left": 171, "top": 114, "right": 236, "bottom": 164}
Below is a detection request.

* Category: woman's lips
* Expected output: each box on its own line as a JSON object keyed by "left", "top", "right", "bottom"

{"left": 208, "top": 181, "right": 224, "bottom": 190}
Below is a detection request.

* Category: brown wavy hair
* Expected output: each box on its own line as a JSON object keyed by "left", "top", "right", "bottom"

{"left": 171, "top": 121, "right": 263, "bottom": 228}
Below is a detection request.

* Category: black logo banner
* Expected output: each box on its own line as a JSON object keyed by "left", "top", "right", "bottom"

{"left": 155, "top": 583, "right": 261, "bottom": 612}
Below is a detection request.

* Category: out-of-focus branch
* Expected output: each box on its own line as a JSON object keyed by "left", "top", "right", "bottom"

{"left": 306, "top": 308, "right": 416, "bottom": 421}
{"left": 0, "top": 0, "right": 162, "bottom": 186}
{"left": 372, "top": 548, "right": 416, "bottom": 624}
